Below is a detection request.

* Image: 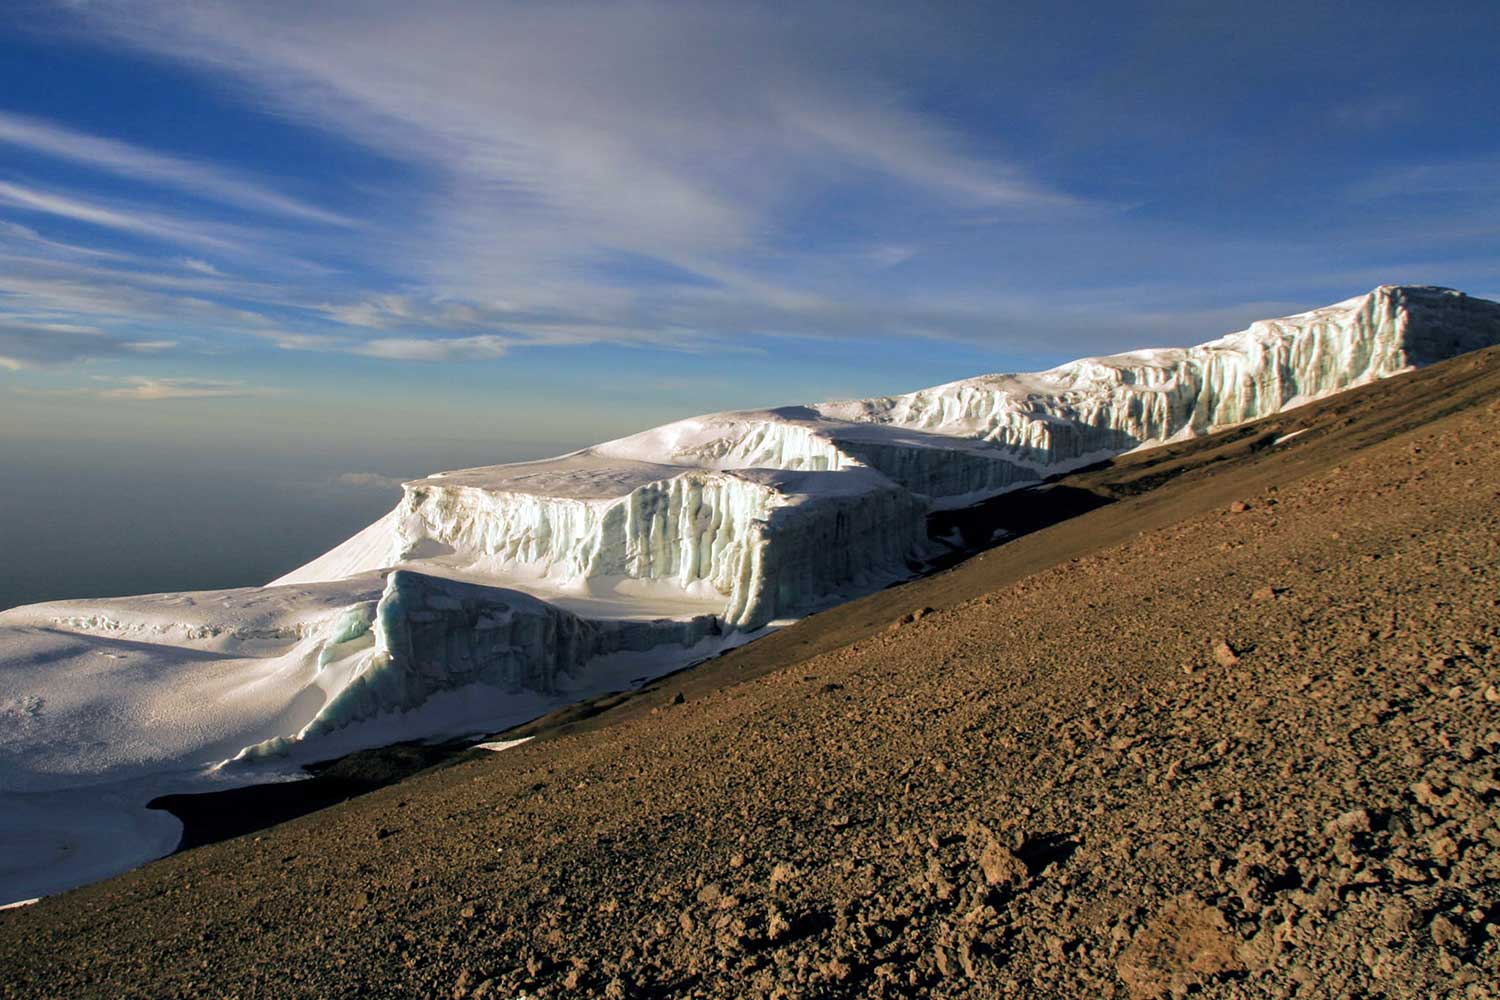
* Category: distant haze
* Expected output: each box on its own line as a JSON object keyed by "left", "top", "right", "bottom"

{"left": 0, "top": 435, "right": 573, "bottom": 611}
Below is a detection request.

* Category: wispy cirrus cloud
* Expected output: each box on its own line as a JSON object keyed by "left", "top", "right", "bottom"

{"left": 352, "top": 334, "right": 512, "bottom": 362}
{"left": 1345, "top": 156, "right": 1500, "bottom": 203}
{"left": 95, "top": 375, "right": 273, "bottom": 400}
{"left": 0, "top": 317, "right": 175, "bottom": 369}
{"left": 177, "top": 257, "right": 223, "bottom": 276}
{"left": 1, "top": 0, "right": 1495, "bottom": 396}
{"left": 45, "top": 1, "right": 1086, "bottom": 335}
{"left": 0, "top": 111, "right": 352, "bottom": 227}
{"left": 0, "top": 219, "right": 129, "bottom": 260}
{"left": 0, "top": 181, "right": 244, "bottom": 252}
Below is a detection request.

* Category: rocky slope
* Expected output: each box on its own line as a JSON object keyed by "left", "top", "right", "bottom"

{"left": 2, "top": 347, "right": 1498, "bottom": 999}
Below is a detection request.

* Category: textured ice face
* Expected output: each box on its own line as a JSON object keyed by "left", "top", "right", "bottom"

{"left": 281, "top": 285, "right": 1500, "bottom": 628}
{"left": 276, "top": 570, "right": 723, "bottom": 745}
{"left": 813, "top": 286, "right": 1498, "bottom": 467}
{"left": 392, "top": 467, "right": 924, "bottom": 628}
{"left": 279, "top": 463, "right": 925, "bottom": 628}
{"left": 398, "top": 468, "right": 779, "bottom": 592}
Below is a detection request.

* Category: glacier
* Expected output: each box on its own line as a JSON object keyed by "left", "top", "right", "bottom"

{"left": 3, "top": 284, "right": 1500, "bottom": 904}
{"left": 248, "top": 569, "right": 724, "bottom": 753}
{"left": 0, "top": 572, "right": 749, "bottom": 903}
{"left": 277, "top": 284, "right": 1500, "bottom": 626}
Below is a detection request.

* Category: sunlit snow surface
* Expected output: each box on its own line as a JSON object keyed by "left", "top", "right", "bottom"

{"left": 0, "top": 576, "right": 761, "bottom": 902}
{"left": 3, "top": 285, "right": 1499, "bottom": 904}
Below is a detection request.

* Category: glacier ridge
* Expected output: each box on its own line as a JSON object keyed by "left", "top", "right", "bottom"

{"left": 813, "top": 284, "right": 1500, "bottom": 469}
{"left": 281, "top": 285, "right": 1500, "bottom": 629}
{"left": 278, "top": 461, "right": 924, "bottom": 628}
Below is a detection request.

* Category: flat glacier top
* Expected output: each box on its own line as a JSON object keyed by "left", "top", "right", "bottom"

{"left": 421, "top": 453, "right": 688, "bottom": 499}
{"left": 415, "top": 444, "right": 909, "bottom": 502}
{"left": 0, "top": 575, "right": 386, "bottom": 638}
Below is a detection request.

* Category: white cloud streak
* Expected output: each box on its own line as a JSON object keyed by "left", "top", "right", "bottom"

{"left": 12, "top": 0, "right": 1490, "bottom": 384}
{"left": 0, "top": 219, "right": 129, "bottom": 260}
{"left": 95, "top": 376, "right": 273, "bottom": 400}
{"left": 177, "top": 258, "right": 223, "bottom": 276}
{"left": 0, "top": 180, "right": 242, "bottom": 251}
{"left": 353, "top": 334, "right": 512, "bottom": 362}
{"left": 0, "top": 111, "right": 352, "bottom": 226}
{"left": 0, "top": 317, "right": 179, "bottom": 368}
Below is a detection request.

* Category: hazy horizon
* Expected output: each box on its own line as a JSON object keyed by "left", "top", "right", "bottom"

{"left": 0, "top": 431, "right": 584, "bottom": 611}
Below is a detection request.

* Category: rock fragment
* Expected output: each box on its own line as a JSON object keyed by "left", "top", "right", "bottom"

{"left": 1323, "top": 808, "right": 1372, "bottom": 837}
{"left": 1430, "top": 913, "right": 1470, "bottom": 951}
{"left": 1117, "top": 895, "right": 1245, "bottom": 999}
{"left": 965, "top": 821, "right": 1028, "bottom": 887}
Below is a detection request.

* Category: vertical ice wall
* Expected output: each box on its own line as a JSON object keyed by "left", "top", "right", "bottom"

{"left": 278, "top": 286, "right": 1500, "bottom": 632}
{"left": 366, "top": 468, "right": 922, "bottom": 628}
{"left": 820, "top": 286, "right": 1500, "bottom": 477}
{"left": 253, "top": 570, "right": 724, "bottom": 747}
{"left": 717, "top": 470, "right": 926, "bottom": 626}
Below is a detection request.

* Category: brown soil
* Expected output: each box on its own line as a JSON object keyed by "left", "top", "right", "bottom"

{"left": 4, "top": 347, "right": 1499, "bottom": 999}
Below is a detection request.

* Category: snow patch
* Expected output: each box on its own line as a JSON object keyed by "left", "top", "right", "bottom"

{"left": 474, "top": 736, "right": 534, "bottom": 753}
{"left": 1274, "top": 428, "right": 1311, "bottom": 446}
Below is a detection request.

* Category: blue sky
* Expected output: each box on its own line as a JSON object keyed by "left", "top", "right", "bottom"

{"left": 1, "top": 0, "right": 1498, "bottom": 604}
{"left": 3, "top": 1, "right": 1499, "bottom": 425}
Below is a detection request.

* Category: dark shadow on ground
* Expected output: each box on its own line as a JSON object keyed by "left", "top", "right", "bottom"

{"left": 926, "top": 485, "right": 1115, "bottom": 570}
{"left": 148, "top": 742, "right": 472, "bottom": 851}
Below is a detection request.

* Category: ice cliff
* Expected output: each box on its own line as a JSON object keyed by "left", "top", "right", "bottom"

{"left": 293, "top": 570, "right": 721, "bottom": 743}
{"left": 277, "top": 457, "right": 924, "bottom": 629}
{"left": 817, "top": 284, "right": 1500, "bottom": 467}
{"left": 281, "top": 285, "right": 1500, "bottom": 627}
